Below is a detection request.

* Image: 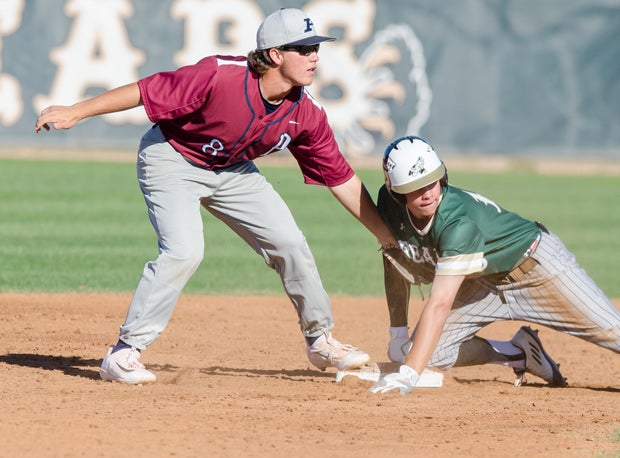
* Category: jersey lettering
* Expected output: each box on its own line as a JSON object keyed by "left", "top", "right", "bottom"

{"left": 463, "top": 191, "right": 501, "bottom": 213}
{"left": 399, "top": 240, "right": 437, "bottom": 266}
{"left": 422, "top": 248, "right": 436, "bottom": 264}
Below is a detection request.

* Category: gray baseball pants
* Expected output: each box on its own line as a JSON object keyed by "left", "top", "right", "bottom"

{"left": 118, "top": 125, "right": 334, "bottom": 349}
{"left": 430, "top": 230, "right": 620, "bottom": 369}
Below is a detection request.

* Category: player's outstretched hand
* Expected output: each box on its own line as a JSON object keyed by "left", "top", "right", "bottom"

{"left": 35, "top": 105, "right": 79, "bottom": 133}
{"left": 369, "top": 365, "right": 420, "bottom": 395}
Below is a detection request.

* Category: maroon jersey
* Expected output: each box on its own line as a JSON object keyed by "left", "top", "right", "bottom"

{"left": 138, "top": 55, "right": 353, "bottom": 187}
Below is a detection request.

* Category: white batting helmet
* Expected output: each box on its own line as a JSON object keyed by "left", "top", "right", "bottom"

{"left": 383, "top": 136, "right": 447, "bottom": 194}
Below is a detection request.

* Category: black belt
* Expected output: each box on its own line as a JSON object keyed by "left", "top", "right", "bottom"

{"left": 536, "top": 221, "right": 549, "bottom": 234}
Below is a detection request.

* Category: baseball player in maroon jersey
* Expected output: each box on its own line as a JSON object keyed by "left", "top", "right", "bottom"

{"left": 35, "top": 8, "right": 397, "bottom": 384}
{"left": 369, "top": 136, "right": 620, "bottom": 394}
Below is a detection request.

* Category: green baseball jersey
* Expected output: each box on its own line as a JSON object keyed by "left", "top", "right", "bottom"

{"left": 377, "top": 184, "right": 541, "bottom": 277}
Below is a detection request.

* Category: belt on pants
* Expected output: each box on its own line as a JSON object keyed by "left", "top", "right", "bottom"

{"left": 503, "top": 234, "right": 541, "bottom": 283}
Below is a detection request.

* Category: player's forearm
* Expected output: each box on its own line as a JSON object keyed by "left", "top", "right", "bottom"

{"left": 405, "top": 298, "right": 451, "bottom": 374}
{"left": 74, "top": 82, "right": 142, "bottom": 120}
{"left": 329, "top": 175, "right": 397, "bottom": 247}
{"left": 384, "top": 257, "right": 410, "bottom": 327}
{"left": 36, "top": 83, "right": 143, "bottom": 132}
{"left": 404, "top": 274, "right": 464, "bottom": 374}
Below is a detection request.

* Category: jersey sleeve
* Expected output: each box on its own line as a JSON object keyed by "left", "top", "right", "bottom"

{"left": 138, "top": 57, "right": 217, "bottom": 122}
{"left": 287, "top": 101, "right": 354, "bottom": 187}
{"left": 435, "top": 218, "right": 487, "bottom": 276}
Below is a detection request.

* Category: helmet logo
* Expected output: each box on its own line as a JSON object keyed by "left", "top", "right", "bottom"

{"left": 384, "top": 155, "right": 397, "bottom": 172}
{"left": 408, "top": 156, "right": 426, "bottom": 176}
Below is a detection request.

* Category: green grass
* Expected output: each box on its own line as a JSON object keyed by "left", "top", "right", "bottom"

{"left": 1, "top": 158, "right": 618, "bottom": 297}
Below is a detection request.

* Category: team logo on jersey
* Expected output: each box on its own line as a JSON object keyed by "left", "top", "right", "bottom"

{"left": 408, "top": 156, "right": 426, "bottom": 176}
{"left": 259, "top": 133, "right": 292, "bottom": 157}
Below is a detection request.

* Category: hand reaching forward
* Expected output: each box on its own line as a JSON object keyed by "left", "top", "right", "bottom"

{"left": 369, "top": 365, "right": 420, "bottom": 395}
{"left": 35, "top": 105, "right": 80, "bottom": 132}
{"left": 34, "top": 83, "right": 142, "bottom": 133}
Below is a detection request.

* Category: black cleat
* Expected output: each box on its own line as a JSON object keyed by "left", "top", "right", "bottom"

{"left": 511, "top": 326, "right": 567, "bottom": 387}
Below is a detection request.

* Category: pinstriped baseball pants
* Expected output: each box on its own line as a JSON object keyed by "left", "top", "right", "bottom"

{"left": 429, "top": 230, "right": 620, "bottom": 369}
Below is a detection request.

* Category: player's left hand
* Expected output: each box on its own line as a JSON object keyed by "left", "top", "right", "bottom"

{"left": 369, "top": 365, "right": 420, "bottom": 395}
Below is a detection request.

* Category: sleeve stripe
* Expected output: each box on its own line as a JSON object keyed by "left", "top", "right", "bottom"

{"left": 436, "top": 252, "right": 487, "bottom": 276}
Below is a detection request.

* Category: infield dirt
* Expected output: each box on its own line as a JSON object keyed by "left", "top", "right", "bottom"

{"left": 0, "top": 293, "right": 618, "bottom": 457}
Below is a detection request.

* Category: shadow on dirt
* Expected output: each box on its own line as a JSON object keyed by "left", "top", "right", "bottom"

{"left": 0, "top": 355, "right": 333, "bottom": 382}
{"left": 452, "top": 376, "right": 620, "bottom": 392}
{"left": 198, "top": 365, "right": 333, "bottom": 380}
{"left": 0, "top": 353, "right": 101, "bottom": 380}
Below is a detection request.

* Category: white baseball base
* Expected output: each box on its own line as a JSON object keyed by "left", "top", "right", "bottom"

{"left": 336, "top": 362, "right": 443, "bottom": 387}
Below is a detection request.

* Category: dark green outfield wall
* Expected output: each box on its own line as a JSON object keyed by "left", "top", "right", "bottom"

{"left": 1, "top": 0, "right": 619, "bottom": 158}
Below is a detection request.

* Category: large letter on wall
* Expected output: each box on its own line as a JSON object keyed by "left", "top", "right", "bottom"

{"left": 172, "top": 0, "right": 262, "bottom": 67}
{"left": 0, "top": 0, "right": 24, "bottom": 125}
{"left": 34, "top": 0, "right": 146, "bottom": 124}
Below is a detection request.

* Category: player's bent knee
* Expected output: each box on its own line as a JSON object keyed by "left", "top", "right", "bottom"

{"left": 158, "top": 249, "right": 204, "bottom": 277}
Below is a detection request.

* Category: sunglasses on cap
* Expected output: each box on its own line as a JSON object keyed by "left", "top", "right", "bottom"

{"left": 278, "top": 44, "right": 320, "bottom": 56}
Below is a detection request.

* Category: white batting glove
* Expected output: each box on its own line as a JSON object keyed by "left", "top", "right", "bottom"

{"left": 369, "top": 365, "right": 420, "bottom": 395}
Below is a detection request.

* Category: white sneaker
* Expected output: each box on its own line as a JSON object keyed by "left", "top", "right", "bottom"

{"left": 510, "top": 326, "right": 567, "bottom": 387}
{"left": 387, "top": 329, "right": 412, "bottom": 363}
{"left": 99, "top": 346, "right": 157, "bottom": 385}
{"left": 306, "top": 332, "right": 370, "bottom": 371}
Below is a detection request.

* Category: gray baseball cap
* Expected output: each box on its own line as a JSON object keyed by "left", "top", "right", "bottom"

{"left": 256, "top": 8, "right": 335, "bottom": 50}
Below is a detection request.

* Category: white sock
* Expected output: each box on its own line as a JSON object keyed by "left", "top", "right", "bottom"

{"left": 389, "top": 326, "right": 409, "bottom": 338}
{"left": 487, "top": 339, "right": 525, "bottom": 369}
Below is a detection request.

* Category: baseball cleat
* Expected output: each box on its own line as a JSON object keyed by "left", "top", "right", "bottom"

{"left": 99, "top": 346, "right": 157, "bottom": 385}
{"left": 306, "top": 332, "right": 370, "bottom": 371}
{"left": 387, "top": 330, "right": 412, "bottom": 364}
{"left": 510, "top": 326, "right": 567, "bottom": 387}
